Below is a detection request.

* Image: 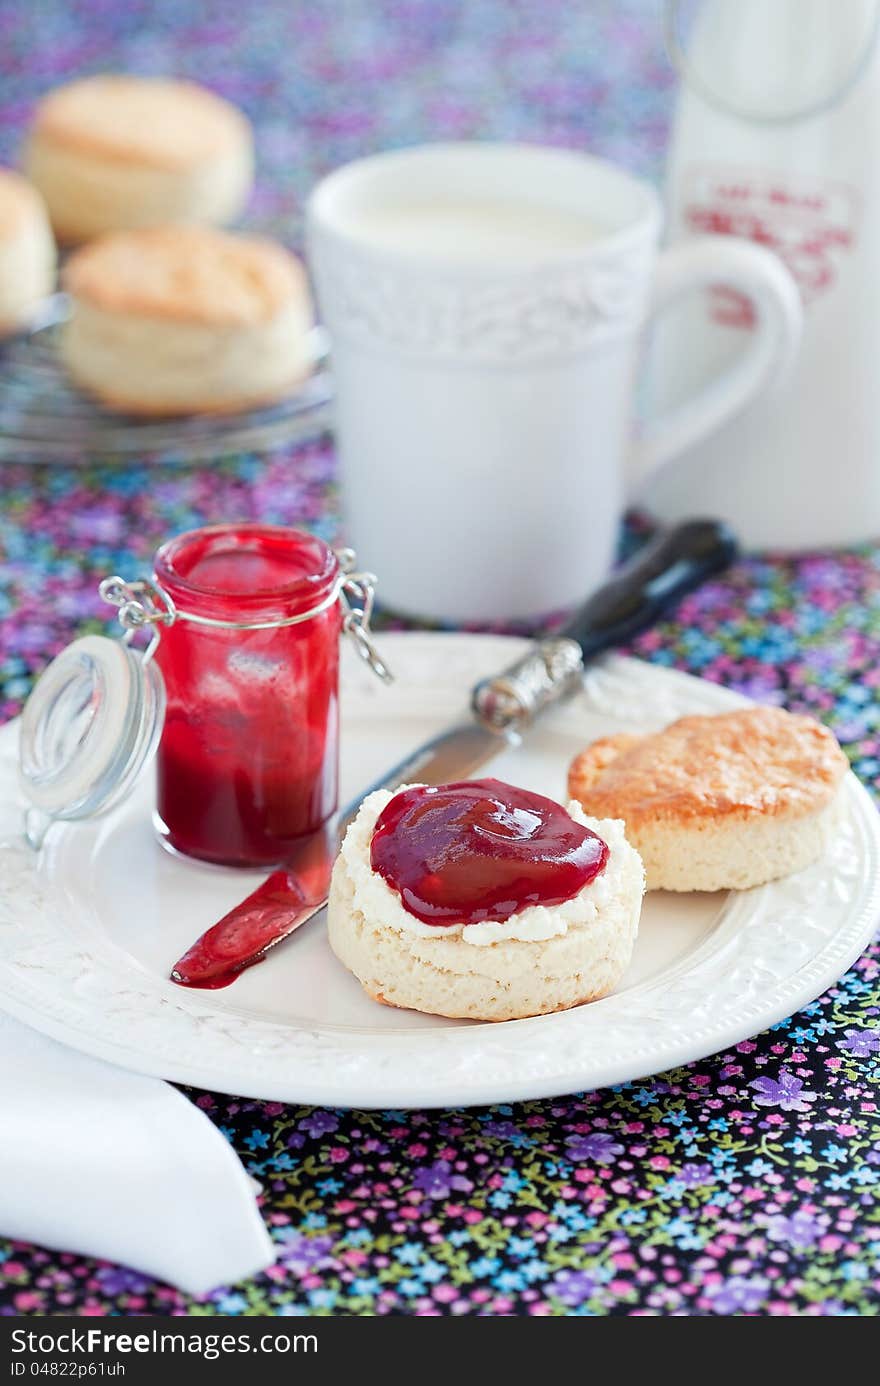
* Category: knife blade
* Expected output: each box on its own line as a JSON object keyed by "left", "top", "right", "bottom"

{"left": 170, "top": 519, "right": 737, "bottom": 988}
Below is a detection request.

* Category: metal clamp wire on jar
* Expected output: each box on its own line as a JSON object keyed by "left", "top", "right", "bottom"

{"left": 98, "top": 546, "right": 393, "bottom": 684}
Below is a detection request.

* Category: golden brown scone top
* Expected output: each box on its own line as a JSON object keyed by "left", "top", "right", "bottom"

{"left": 0, "top": 167, "right": 46, "bottom": 236}
{"left": 63, "top": 226, "right": 306, "bottom": 327}
{"left": 30, "top": 76, "right": 250, "bottom": 169}
{"left": 568, "top": 706, "right": 848, "bottom": 824}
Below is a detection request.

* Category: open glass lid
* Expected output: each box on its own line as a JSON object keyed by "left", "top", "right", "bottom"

{"left": 18, "top": 634, "right": 165, "bottom": 849}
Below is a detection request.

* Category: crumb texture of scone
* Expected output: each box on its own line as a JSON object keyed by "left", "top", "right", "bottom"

{"left": 25, "top": 75, "right": 253, "bottom": 240}
{"left": 0, "top": 168, "right": 55, "bottom": 333}
{"left": 568, "top": 706, "right": 849, "bottom": 892}
{"left": 60, "top": 226, "right": 313, "bottom": 415}
{"left": 328, "top": 787, "right": 645, "bottom": 1022}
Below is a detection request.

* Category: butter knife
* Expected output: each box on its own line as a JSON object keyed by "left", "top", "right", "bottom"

{"left": 171, "top": 519, "right": 737, "bottom": 988}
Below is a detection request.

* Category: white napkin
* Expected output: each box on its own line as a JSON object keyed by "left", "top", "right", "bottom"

{"left": 0, "top": 1012, "right": 276, "bottom": 1295}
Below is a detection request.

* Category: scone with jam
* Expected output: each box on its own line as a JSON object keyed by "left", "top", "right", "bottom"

{"left": 329, "top": 778, "right": 645, "bottom": 1022}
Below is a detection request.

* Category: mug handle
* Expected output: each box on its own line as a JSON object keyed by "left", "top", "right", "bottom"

{"left": 629, "top": 235, "right": 802, "bottom": 488}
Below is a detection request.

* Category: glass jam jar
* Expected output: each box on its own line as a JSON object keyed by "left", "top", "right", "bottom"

{"left": 151, "top": 524, "right": 349, "bottom": 867}
{"left": 18, "top": 521, "right": 389, "bottom": 858}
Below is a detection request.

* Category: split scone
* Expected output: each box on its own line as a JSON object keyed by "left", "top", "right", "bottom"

{"left": 0, "top": 168, "right": 55, "bottom": 335}
{"left": 25, "top": 75, "right": 253, "bottom": 242}
{"left": 60, "top": 225, "right": 313, "bottom": 415}
{"left": 568, "top": 706, "right": 849, "bottom": 893}
{"left": 328, "top": 779, "right": 645, "bottom": 1022}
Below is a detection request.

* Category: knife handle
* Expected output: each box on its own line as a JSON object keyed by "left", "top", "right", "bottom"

{"left": 560, "top": 518, "right": 738, "bottom": 659}
{"left": 472, "top": 519, "right": 737, "bottom": 732}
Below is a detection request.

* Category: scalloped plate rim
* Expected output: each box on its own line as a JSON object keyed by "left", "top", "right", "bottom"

{"left": 0, "top": 635, "right": 877, "bottom": 1108}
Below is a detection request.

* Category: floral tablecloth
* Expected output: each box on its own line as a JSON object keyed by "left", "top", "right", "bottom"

{"left": 2, "top": 0, "right": 879, "bottom": 1317}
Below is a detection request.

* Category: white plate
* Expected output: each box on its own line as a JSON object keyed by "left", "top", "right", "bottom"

{"left": 0, "top": 634, "right": 877, "bottom": 1108}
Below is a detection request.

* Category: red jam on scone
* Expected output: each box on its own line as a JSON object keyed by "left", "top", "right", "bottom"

{"left": 369, "top": 777, "right": 609, "bottom": 925}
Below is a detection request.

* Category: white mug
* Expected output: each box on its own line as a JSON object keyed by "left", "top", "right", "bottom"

{"left": 307, "top": 142, "right": 801, "bottom": 623}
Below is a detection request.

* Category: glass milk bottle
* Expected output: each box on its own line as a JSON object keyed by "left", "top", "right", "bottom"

{"left": 643, "top": 0, "right": 880, "bottom": 549}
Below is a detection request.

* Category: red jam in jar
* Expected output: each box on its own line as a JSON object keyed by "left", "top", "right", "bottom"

{"left": 153, "top": 524, "right": 342, "bottom": 867}
{"left": 370, "top": 778, "right": 609, "bottom": 925}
